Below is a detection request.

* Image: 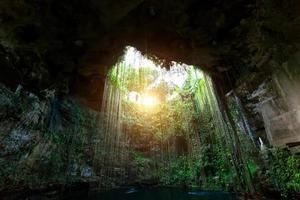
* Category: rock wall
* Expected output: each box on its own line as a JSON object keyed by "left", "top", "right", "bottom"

{"left": 0, "top": 84, "right": 98, "bottom": 190}
{"left": 235, "top": 52, "right": 300, "bottom": 151}
{"left": 262, "top": 58, "right": 300, "bottom": 147}
{"left": 221, "top": 0, "right": 300, "bottom": 152}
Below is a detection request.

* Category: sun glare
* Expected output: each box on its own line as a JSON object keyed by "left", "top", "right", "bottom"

{"left": 123, "top": 46, "right": 204, "bottom": 109}
{"left": 140, "top": 95, "right": 157, "bottom": 107}
{"left": 128, "top": 91, "right": 158, "bottom": 107}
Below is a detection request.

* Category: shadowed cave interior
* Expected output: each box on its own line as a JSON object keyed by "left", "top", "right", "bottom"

{"left": 0, "top": 0, "right": 300, "bottom": 200}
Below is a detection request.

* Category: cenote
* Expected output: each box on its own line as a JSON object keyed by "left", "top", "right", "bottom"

{"left": 0, "top": 1, "right": 300, "bottom": 200}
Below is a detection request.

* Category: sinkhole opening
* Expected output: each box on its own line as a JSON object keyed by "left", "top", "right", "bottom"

{"left": 95, "top": 46, "right": 255, "bottom": 192}
{"left": 106, "top": 46, "right": 204, "bottom": 112}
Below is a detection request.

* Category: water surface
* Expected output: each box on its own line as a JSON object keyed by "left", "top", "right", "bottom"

{"left": 87, "top": 187, "right": 236, "bottom": 200}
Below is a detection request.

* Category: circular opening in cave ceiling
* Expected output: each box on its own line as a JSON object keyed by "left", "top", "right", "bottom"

{"left": 106, "top": 46, "right": 204, "bottom": 112}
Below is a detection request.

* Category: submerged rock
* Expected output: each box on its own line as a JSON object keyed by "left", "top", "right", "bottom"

{"left": 81, "top": 166, "right": 93, "bottom": 177}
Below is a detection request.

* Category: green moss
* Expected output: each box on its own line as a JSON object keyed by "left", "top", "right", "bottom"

{"left": 0, "top": 85, "right": 97, "bottom": 188}
{"left": 265, "top": 148, "right": 300, "bottom": 197}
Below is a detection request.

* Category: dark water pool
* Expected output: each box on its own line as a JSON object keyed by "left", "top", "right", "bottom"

{"left": 3, "top": 187, "right": 236, "bottom": 200}
{"left": 86, "top": 187, "right": 236, "bottom": 200}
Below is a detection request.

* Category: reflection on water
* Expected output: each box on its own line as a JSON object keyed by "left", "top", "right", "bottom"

{"left": 87, "top": 187, "right": 236, "bottom": 200}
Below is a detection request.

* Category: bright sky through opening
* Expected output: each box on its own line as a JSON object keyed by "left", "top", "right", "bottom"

{"left": 123, "top": 46, "right": 203, "bottom": 107}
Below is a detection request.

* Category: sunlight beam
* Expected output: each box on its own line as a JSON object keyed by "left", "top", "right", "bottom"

{"left": 140, "top": 95, "right": 158, "bottom": 107}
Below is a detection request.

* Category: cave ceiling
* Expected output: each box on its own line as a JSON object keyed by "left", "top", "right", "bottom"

{"left": 0, "top": 0, "right": 299, "bottom": 108}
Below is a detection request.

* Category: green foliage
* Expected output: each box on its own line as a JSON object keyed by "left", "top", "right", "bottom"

{"left": 107, "top": 62, "right": 243, "bottom": 191}
{"left": 0, "top": 86, "right": 96, "bottom": 187}
{"left": 266, "top": 148, "right": 300, "bottom": 197}
{"left": 158, "top": 156, "right": 197, "bottom": 186}
{"left": 132, "top": 152, "right": 152, "bottom": 180}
